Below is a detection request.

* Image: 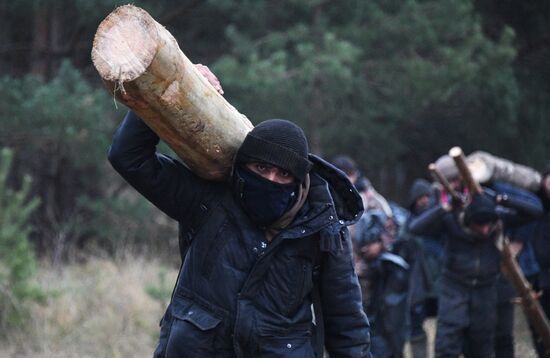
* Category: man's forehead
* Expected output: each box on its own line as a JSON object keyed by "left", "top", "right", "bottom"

{"left": 248, "top": 161, "right": 281, "bottom": 169}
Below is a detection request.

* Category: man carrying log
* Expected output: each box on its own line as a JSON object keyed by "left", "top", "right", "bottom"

{"left": 107, "top": 67, "right": 370, "bottom": 357}
{"left": 408, "top": 150, "right": 542, "bottom": 358}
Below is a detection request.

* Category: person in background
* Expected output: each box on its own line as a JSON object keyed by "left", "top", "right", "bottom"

{"left": 355, "top": 210, "right": 409, "bottom": 358}
{"left": 332, "top": 154, "right": 411, "bottom": 357}
{"left": 409, "top": 184, "right": 541, "bottom": 357}
{"left": 402, "top": 178, "right": 441, "bottom": 358}
{"left": 484, "top": 180, "right": 543, "bottom": 358}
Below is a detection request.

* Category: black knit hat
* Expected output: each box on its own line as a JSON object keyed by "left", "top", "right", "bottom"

{"left": 235, "top": 119, "right": 313, "bottom": 182}
{"left": 464, "top": 194, "right": 498, "bottom": 226}
{"left": 543, "top": 163, "right": 550, "bottom": 178}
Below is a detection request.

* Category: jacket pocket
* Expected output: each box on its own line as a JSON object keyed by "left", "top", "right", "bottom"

{"left": 165, "top": 297, "right": 223, "bottom": 358}
{"left": 257, "top": 329, "right": 315, "bottom": 358}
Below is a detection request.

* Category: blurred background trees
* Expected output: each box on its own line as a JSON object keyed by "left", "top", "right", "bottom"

{"left": 0, "top": 0, "right": 548, "bottom": 261}
{"left": 0, "top": 148, "right": 43, "bottom": 331}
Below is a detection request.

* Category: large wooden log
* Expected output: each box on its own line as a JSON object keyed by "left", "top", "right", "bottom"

{"left": 91, "top": 5, "right": 253, "bottom": 180}
{"left": 467, "top": 151, "right": 542, "bottom": 192}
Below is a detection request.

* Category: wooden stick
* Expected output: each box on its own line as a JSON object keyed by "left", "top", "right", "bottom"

{"left": 449, "top": 146, "right": 483, "bottom": 195}
{"left": 428, "top": 163, "right": 463, "bottom": 204}
{"left": 500, "top": 236, "right": 550, "bottom": 353}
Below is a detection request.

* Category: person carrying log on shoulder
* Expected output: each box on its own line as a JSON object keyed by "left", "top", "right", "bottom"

{"left": 408, "top": 150, "right": 542, "bottom": 358}
{"left": 107, "top": 65, "right": 371, "bottom": 358}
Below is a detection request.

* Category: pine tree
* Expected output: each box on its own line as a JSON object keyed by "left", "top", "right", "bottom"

{"left": 0, "top": 147, "right": 42, "bottom": 332}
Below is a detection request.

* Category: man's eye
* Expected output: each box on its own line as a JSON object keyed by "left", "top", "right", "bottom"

{"left": 256, "top": 164, "right": 267, "bottom": 171}
{"left": 281, "top": 171, "right": 290, "bottom": 177}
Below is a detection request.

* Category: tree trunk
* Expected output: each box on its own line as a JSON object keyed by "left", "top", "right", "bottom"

{"left": 49, "top": 0, "right": 64, "bottom": 72}
{"left": 31, "top": 2, "right": 50, "bottom": 78}
{"left": 0, "top": 0, "right": 8, "bottom": 72}
{"left": 92, "top": 5, "right": 253, "bottom": 181}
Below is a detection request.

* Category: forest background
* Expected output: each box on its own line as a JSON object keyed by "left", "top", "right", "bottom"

{"left": 0, "top": 0, "right": 549, "bottom": 357}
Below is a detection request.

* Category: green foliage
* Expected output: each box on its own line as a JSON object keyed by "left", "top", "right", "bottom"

{"left": 0, "top": 61, "right": 120, "bottom": 258}
{"left": 0, "top": 61, "right": 177, "bottom": 260}
{"left": 0, "top": 62, "right": 137, "bottom": 262}
{"left": 0, "top": 60, "right": 115, "bottom": 167}
{"left": 0, "top": 148, "right": 44, "bottom": 332}
{"left": 76, "top": 191, "right": 178, "bottom": 257}
{"left": 145, "top": 268, "right": 173, "bottom": 309}
{"left": 212, "top": 2, "right": 364, "bottom": 153}
{"left": 0, "top": 0, "right": 548, "bottom": 253}
{"left": 355, "top": 0, "right": 519, "bottom": 165}
{"left": 211, "top": 0, "right": 524, "bottom": 195}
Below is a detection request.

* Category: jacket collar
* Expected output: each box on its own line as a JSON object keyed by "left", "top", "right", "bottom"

{"left": 275, "top": 155, "right": 364, "bottom": 251}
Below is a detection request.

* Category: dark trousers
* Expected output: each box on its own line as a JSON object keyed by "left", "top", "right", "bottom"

{"left": 410, "top": 303, "right": 428, "bottom": 358}
{"left": 371, "top": 334, "right": 405, "bottom": 358}
{"left": 410, "top": 302, "right": 427, "bottom": 340}
{"left": 494, "top": 276, "right": 515, "bottom": 358}
{"left": 435, "top": 276, "right": 497, "bottom": 358}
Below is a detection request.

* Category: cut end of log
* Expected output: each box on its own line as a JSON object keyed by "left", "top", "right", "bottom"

{"left": 92, "top": 5, "right": 158, "bottom": 82}
{"left": 449, "top": 146, "right": 463, "bottom": 158}
{"left": 92, "top": 4, "right": 253, "bottom": 181}
{"left": 467, "top": 156, "right": 491, "bottom": 183}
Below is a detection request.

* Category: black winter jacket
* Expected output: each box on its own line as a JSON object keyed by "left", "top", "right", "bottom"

{"left": 108, "top": 111, "right": 371, "bottom": 358}
{"left": 409, "top": 189, "right": 542, "bottom": 287}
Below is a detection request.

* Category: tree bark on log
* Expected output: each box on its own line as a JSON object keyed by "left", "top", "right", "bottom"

{"left": 91, "top": 5, "right": 253, "bottom": 181}
{"left": 467, "top": 151, "right": 542, "bottom": 192}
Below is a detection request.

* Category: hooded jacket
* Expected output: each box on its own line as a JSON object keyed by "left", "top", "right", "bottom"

{"left": 406, "top": 179, "right": 433, "bottom": 211}
{"left": 108, "top": 111, "right": 370, "bottom": 357}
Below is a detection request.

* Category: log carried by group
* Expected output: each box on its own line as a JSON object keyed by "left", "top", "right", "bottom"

{"left": 91, "top": 5, "right": 253, "bottom": 181}
{"left": 466, "top": 150, "right": 542, "bottom": 192}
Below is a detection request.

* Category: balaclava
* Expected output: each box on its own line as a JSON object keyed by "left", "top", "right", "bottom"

{"left": 233, "top": 119, "right": 313, "bottom": 227}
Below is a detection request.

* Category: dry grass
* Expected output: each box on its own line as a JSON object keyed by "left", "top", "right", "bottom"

{"left": 1, "top": 256, "right": 177, "bottom": 358}
{"left": 1, "top": 256, "right": 539, "bottom": 357}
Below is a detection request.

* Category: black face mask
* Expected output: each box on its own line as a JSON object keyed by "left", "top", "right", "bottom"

{"left": 234, "top": 166, "right": 299, "bottom": 227}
